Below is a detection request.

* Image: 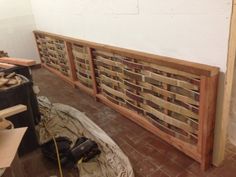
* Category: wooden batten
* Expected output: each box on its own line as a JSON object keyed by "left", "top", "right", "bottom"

{"left": 0, "top": 62, "right": 16, "bottom": 69}
{"left": 0, "top": 58, "right": 36, "bottom": 67}
{"left": 65, "top": 42, "right": 77, "bottom": 81}
{"left": 33, "top": 30, "right": 219, "bottom": 77}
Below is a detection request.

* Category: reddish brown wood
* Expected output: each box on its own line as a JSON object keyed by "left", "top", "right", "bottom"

{"left": 33, "top": 30, "right": 219, "bottom": 77}
{"left": 65, "top": 42, "right": 77, "bottom": 81}
{"left": 200, "top": 75, "right": 219, "bottom": 170}
{"left": 87, "top": 47, "right": 98, "bottom": 96}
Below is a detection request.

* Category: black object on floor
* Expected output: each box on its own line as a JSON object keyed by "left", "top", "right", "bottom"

{"left": 41, "top": 136, "right": 101, "bottom": 166}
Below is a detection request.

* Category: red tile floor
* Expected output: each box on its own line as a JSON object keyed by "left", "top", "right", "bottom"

{"left": 18, "top": 68, "right": 236, "bottom": 177}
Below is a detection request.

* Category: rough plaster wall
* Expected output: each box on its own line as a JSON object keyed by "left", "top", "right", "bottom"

{"left": 0, "top": 0, "right": 39, "bottom": 61}
{"left": 31, "top": 0, "right": 232, "bottom": 71}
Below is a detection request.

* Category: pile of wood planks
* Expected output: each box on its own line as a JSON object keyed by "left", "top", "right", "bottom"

{"left": 0, "top": 72, "right": 23, "bottom": 90}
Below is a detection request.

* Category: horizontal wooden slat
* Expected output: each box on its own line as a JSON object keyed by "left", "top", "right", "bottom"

{"left": 0, "top": 58, "right": 36, "bottom": 67}
{"left": 96, "top": 56, "right": 123, "bottom": 68}
{"left": 77, "top": 73, "right": 92, "bottom": 86}
{"left": 141, "top": 104, "right": 197, "bottom": 134}
{"left": 140, "top": 61, "right": 201, "bottom": 80}
{"left": 101, "top": 84, "right": 127, "bottom": 100}
{"left": 0, "top": 62, "right": 16, "bottom": 69}
{"left": 72, "top": 50, "right": 89, "bottom": 60}
{"left": 97, "top": 66, "right": 124, "bottom": 78}
{"left": 142, "top": 93, "right": 199, "bottom": 120}
{"left": 143, "top": 70, "right": 199, "bottom": 91}
{"left": 100, "top": 74, "right": 124, "bottom": 88}
{"left": 34, "top": 30, "right": 219, "bottom": 77}
{"left": 140, "top": 82, "right": 199, "bottom": 106}
{"left": 0, "top": 105, "right": 27, "bottom": 119}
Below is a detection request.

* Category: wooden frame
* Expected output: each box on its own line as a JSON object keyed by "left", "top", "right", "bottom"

{"left": 33, "top": 30, "right": 219, "bottom": 170}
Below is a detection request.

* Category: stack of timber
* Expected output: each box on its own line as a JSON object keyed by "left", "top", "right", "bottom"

{"left": 0, "top": 72, "right": 24, "bottom": 90}
{"left": 33, "top": 30, "right": 219, "bottom": 170}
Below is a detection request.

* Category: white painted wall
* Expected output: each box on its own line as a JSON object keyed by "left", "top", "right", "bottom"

{"left": 0, "top": 0, "right": 39, "bottom": 61}
{"left": 31, "top": 0, "right": 232, "bottom": 72}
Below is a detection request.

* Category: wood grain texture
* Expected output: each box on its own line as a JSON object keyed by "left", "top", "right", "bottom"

{"left": 0, "top": 62, "right": 16, "bottom": 69}
{"left": 33, "top": 30, "right": 219, "bottom": 77}
{"left": 213, "top": 2, "right": 236, "bottom": 166}
{"left": 65, "top": 42, "right": 77, "bottom": 81}
{"left": 0, "top": 58, "right": 36, "bottom": 67}
{"left": 0, "top": 105, "right": 27, "bottom": 119}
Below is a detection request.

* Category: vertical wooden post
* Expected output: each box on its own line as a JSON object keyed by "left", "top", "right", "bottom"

{"left": 65, "top": 42, "right": 77, "bottom": 82}
{"left": 87, "top": 47, "right": 98, "bottom": 97}
{"left": 214, "top": 1, "right": 236, "bottom": 166}
{"left": 199, "top": 75, "right": 219, "bottom": 170}
{"left": 33, "top": 32, "right": 43, "bottom": 64}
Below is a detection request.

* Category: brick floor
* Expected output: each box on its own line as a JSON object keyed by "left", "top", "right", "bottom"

{"left": 18, "top": 68, "right": 236, "bottom": 177}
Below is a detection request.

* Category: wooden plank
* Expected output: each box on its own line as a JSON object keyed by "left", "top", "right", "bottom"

{"left": 34, "top": 30, "right": 219, "bottom": 77}
{"left": 141, "top": 104, "right": 197, "bottom": 134}
{"left": 0, "top": 58, "right": 36, "bottom": 67}
{"left": 72, "top": 50, "right": 89, "bottom": 60}
{"left": 141, "top": 82, "right": 199, "bottom": 106}
{"left": 100, "top": 74, "right": 124, "bottom": 88}
{"left": 33, "top": 33, "right": 44, "bottom": 64}
{"left": 142, "top": 93, "right": 199, "bottom": 120}
{"left": 213, "top": 3, "right": 236, "bottom": 166}
{"left": 97, "top": 66, "right": 124, "bottom": 78}
{"left": 65, "top": 42, "right": 77, "bottom": 81}
{"left": 101, "top": 84, "right": 127, "bottom": 100}
{"left": 96, "top": 94, "right": 201, "bottom": 162}
{"left": 0, "top": 63, "right": 15, "bottom": 69}
{"left": 87, "top": 47, "right": 98, "bottom": 95}
{"left": 0, "top": 105, "right": 27, "bottom": 119}
{"left": 96, "top": 56, "right": 123, "bottom": 68}
{"left": 140, "top": 61, "right": 201, "bottom": 80}
{"left": 77, "top": 73, "right": 92, "bottom": 86}
{"left": 143, "top": 70, "right": 199, "bottom": 91}
{"left": 197, "top": 76, "right": 207, "bottom": 154}
{"left": 200, "top": 74, "right": 219, "bottom": 170}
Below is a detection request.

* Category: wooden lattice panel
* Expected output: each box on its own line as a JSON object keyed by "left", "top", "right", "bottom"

{"left": 72, "top": 44, "right": 93, "bottom": 88}
{"left": 93, "top": 49, "right": 200, "bottom": 145}
{"left": 33, "top": 30, "right": 219, "bottom": 170}
{"left": 35, "top": 34, "right": 70, "bottom": 77}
